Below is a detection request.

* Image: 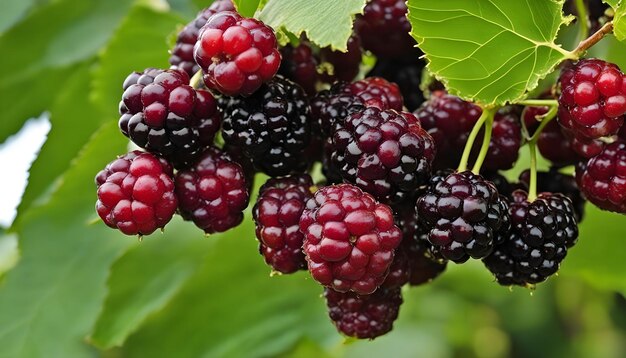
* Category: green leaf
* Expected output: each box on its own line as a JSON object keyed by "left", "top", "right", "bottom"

{"left": 603, "top": 1, "right": 626, "bottom": 41}
{"left": 407, "top": 0, "right": 573, "bottom": 105}
{"left": 560, "top": 205, "right": 626, "bottom": 294}
{"left": 258, "top": 0, "right": 366, "bottom": 51}
{"left": 233, "top": 0, "right": 261, "bottom": 17}
{"left": 0, "top": 121, "right": 132, "bottom": 358}
{"left": 90, "top": 218, "right": 210, "bottom": 349}
{"left": 92, "top": 6, "right": 185, "bottom": 115}
{"left": 0, "top": 0, "right": 134, "bottom": 143}
{"left": 0, "top": 0, "right": 34, "bottom": 34}
{"left": 121, "top": 218, "right": 336, "bottom": 357}
{"left": 14, "top": 63, "right": 101, "bottom": 224}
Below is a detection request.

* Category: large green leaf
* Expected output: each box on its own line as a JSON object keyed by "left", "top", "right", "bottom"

{"left": 233, "top": 0, "right": 261, "bottom": 17}
{"left": 0, "top": 0, "right": 35, "bottom": 34}
{"left": 90, "top": 218, "right": 211, "bottom": 348}
{"left": 0, "top": 0, "right": 134, "bottom": 143}
{"left": 603, "top": 1, "right": 626, "bottom": 41}
{"left": 258, "top": 0, "right": 366, "bottom": 51}
{"left": 0, "top": 122, "right": 132, "bottom": 358}
{"left": 121, "top": 217, "right": 335, "bottom": 358}
{"left": 407, "top": 0, "right": 573, "bottom": 105}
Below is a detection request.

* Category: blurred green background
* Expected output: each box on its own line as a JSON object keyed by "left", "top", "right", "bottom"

{"left": 1, "top": 0, "right": 626, "bottom": 357}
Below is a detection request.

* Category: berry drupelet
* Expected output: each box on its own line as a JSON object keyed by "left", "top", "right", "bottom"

{"left": 119, "top": 68, "right": 221, "bottom": 169}
{"left": 169, "top": 0, "right": 235, "bottom": 77}
{"left": 95, "top": 151, "right": 177, "bottom": 236}
{"left": 416, "top": 170, "right": 510, "bottom": 263}
{"left": 483, "top": 190, "right": 579, "bottom": 287}
{"left": 175, "top": 147, "right": 250, "bottom": 233}
{"left": 319, "top": 34, "right": 363, "bottom": 83}
{"left": 194, "top": 11, "right": 281, "bottom": 96}
{"left": 299, "top": 184, "right": 403, "bottom": 295}
{"left": 367, "top": 56, "right": 427, "bottom": 111}
{"left": 253, "top": 174, "right": 315, "bottom": 274}
{"left": 330, "top": 107, "right": 436, "bottom": 204}
{"left": 220, "top": 75, "right": 312, "bottom": 176}
{"left": 324, "top": 286, "right": 402, "bottom": 339}
{"left": 558, "top": 58, "right": 626, "bottom": 140}
{"left": 354, "top": 0, "right": 416, "bottom": 58}
{"left": 518, "top": 169, "right": 586, "bottom": 222}
{"left": 537, "top": 120, "right": 581, "bottom": 167}
{"left": 278, "top": 42, "right": 319, "bottom": 95}
{"left": 576, "top": 141, "right": 626, "bottom": 214}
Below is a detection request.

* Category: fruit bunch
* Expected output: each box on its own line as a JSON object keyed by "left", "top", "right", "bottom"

{"left": 94, "top": 0, "right": 626, "bottom": 341}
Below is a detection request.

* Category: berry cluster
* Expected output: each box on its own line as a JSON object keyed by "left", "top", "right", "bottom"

{"left": 95, "top": 0, "right": 626, "bottom": 341}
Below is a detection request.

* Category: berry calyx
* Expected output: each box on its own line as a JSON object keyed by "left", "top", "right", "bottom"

{"left": 175, "top": 147, "right": 250, "bottom": 233}
{"left": 194, "top": 11, "right": 281, "bottom": 96}
{"left": 299, "top": 184, "right": 403, "bottom": 295}
{"left": 95, "top": 151, "right": 177, "bottom": 236}
{"left": 253, "top": 174, "right": 315, "bottom": 274}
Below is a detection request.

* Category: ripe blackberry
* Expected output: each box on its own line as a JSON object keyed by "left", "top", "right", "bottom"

{"left": 168, "top": 0, "right": 235, "bottom": 76}
{"left": 220, "top": 75, "right": 312, "bottom": 176}
{"left": 278, "top": 42, "right": 319, "bottom": 95}
{"left": 175, "top": 147, "right": 250, "bottom": 233}
{"left": 414, "top": 91, "right": 482, "bottom": 169}
{"left": 343, "top": 77, "right": 403, "bottom": 111}
{"left": 518, "top": 169, "right": 586, "bottom": 222}
{"left": 310, "top": 82, "right": 366, "bottom": 136}
{"left": 330, "top": 107, "right": 435, "bottom": 204}
{"left": 119, "top": 68, "right": 221, "bottom": 169}
{"left": 319, "top": 34, "right": 362, "bottom": 83}
{"left": 354, "top": 0, "right": 416, "bottom": 58}
{"left": 416, "top": 171, "right": 510, "bottom": 263}
{"left": 483, "top": 190, "right": 579, "bottom": 287}
{"left": 252, "top": 174, "right": 315, "bottom": 274}
{"left": 367, "top": 56, "right": 426, "bottom": 111}
{"left": 393, "top": 201, "right": 448, "bottom": 285}
{"left": 95, "top": 151, "right": 177, "bottom": 236}
{"left": 299, "top": 184, "right": 403, "bottom": 295}
{"left": 558, "top": 58, "right": 626, "bottom": 139}
{"left": 324, "top": 286, "right": 402, "bottom": 339}
{"left": 537, "top": 120, "right": 581, "bottom": 166}
{"left": 576, "top": 141, "right": 626, "bottom": 213}
{"left": 474, "top": 106, "right": 522, "bottom": 171}
{"left": 194, "top": 11, "right": 281, "bottom": 96}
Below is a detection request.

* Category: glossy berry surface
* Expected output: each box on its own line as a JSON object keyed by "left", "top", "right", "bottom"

{"left": 119, "top": 68, "right": 220, "bottom": 169}
{"left": 220, "top": 75, "right": 312, "bottom": 176}
{"left": 169, "top": 0, "right": 235, "bottom": 76}
{"left": 414, "top": 91, "right": 482, "bottom": 170}
{"left": 253, "top": 174, "right": 315, "bottom": 274}
{"left": 343, "top": 77, "right": 403, "bottom": 111}
{"left": 354, "top": 0, "right": 416, "bottom": 58}
{"left": 483, "top": 191, "right": 579, "bottom": 287}
{"left": 518, "top": 169, "right": 586, "bottom": 222}
{"left": 194, "top": 11, "right": 281, "bottom": 96}
{"left": 324, "top": 286, "right": 402, "bottom": 339}
{"left": 278, "top": 42, "right": 319, "bottom": 95}
{"left": 175, "top": 147, "right": 250, "bottom": 233}
{"left": 416, "top": 171, "right": 510, "bottom": 263}
{"left": 299, "top": 184, "right": 403, "bottom": 295}
{"left": 576, "top": 141, "right": 626, "bottom": 213}
{"left": 558, "top": 58, "right": 626, "bottom": 139}
{"left": 95, "top": 151, "right": 177, "bottom": 236}
{"left": 330, "top": 107, "right": 436, "bottom": 204}
{"left": 311, "top": 82, "right": 366, "bottom": 136}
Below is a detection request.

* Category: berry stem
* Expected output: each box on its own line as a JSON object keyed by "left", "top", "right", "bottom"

{"left": 517, "top": 99, "right": 558, "bottom": 107}
{"left": 527, "top": 140, "right": 538, "bottom": 202}
{"left": 471, "top": 112, "right": 494, "bottom": 174}
{"left": 190, "top": 70, "right": 203, "bottom": 89}
{"left": 572, "top": 21, "right": 614, "bottom": 57}
{"left": 574, "top": 0, "right": 590, "bottom": 42}
{"left": 457, "top": 107, "right": 494, "bottom": 172}
{"left": 528, "top": 105, "right": 558, "bottom": 143}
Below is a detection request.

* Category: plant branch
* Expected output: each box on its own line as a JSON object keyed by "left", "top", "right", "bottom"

{"left": 471, "top": 113, "right": 494, "bottom": 174}
{"left": 527, "top": 141, "right": 538, "bottom": 202}
{"left": 457, "top": 107, "right": 493, "bottom": 172}
{"left": 517, "top": 99, "right": 559, "bottom": 107}
{"left": 572, "top": 21, "right": 614, "bottom": 57}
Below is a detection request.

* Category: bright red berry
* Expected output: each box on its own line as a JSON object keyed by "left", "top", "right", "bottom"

{"left": 299, "top": 184, "right": 403, "bottom": 295}
{"left": 95, "top": 151, "right": 177, "bottom": 236}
